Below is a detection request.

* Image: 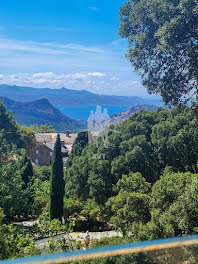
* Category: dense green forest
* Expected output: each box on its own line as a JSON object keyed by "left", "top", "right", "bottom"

{"left": 65, "top": 106, "right": 198, "bottom": 238}
{"left": 2, "top": 95, "right": 198, "bottom": 262}
{"left": 1, "top": 99, "right": 198, "bottom": 263}
{"left": 63, "top": 106, "right": 198, "bottom": 264}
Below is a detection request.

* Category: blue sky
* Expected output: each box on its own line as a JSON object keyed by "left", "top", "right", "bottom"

{"left": 0, "top": 0, "right": 155, "bottom": 97}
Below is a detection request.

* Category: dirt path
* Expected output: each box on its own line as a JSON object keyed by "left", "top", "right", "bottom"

{"left": 35, "top": 231, "right": 122, "bottom": 251}
{"left": 13, "top": 220, "right": 122, "bottom": 251}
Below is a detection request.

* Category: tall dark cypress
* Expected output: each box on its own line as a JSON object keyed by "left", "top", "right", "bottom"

{"left": 49, "top": 134, "right": 65, "bottom": 221}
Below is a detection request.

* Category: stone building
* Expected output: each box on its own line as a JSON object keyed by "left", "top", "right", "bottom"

{"left": 28, "top": 131, "right": 78, "bottom": 167}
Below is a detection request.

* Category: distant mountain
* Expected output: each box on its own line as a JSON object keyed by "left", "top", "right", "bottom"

{"left": 0, "top": 84, "right": 162, "bottom": 107}
{"left": 0, "top": 96, "right": 86, "bottom": 132}
{"left": 110, "top": 104, "right": 158, "bottom": 125}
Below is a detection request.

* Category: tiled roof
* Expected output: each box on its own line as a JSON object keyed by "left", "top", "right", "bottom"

{"left": 35, "top": 133, "right": 78, "bottom": 145}
{"left": 45, "top": 142, "right": 55, "bottom": 151}
{"left": 35, "top": 134, "right": 53, "bottom": 143}
{"left": 45, "top": 142, "right": 68, "bottom": 153}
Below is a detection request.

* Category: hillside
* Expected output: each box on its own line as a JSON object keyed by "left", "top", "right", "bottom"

{"left": 110, "top": 104, "right": 158, "bottom": 124}
{"left": 0, "top": 84, "right": 162, "bottom": 106}
{"left": 0, "top": 96, "right": 86, "bottom": 132}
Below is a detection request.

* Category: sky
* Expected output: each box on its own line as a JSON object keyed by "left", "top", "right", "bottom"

{"left": 0, "top": 0, "right": 155, "bottom": 97}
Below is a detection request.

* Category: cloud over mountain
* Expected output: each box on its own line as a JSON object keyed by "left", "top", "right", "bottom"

{"left": 0, "top": 72, "right": 146, "bottom": 96}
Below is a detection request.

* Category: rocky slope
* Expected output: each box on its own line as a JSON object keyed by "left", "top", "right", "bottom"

{"left": 0, "top": 96, "right": 86, "bottom": 132}
{"left": 110, "top": 105, "right": 158, "bottom": 124}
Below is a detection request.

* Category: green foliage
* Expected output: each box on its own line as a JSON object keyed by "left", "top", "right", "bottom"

{"left": 107, "top": 173, "right": 151, "bottom": 233}
{"left": 31, "top": 218, "right": 69, "bottom": 238}
{"left": 151, "top": 171, "right": 198, "bottom": 212}
{"left": 45, "top": 237, "right": 74, "bottom": 254}
{"left": 67, "top": 131, "right": 88, "bottom": 165}
{"left": 1, "top": 96, "right": 198, "bottom": 262}
{"left": 17, "top": 154, "right": 34, "bottom": 188}
{"left": 49, "top": 134, "right": 65, "bottom": 221}
{"left": 65, "top": 107, "right": 198, "bottom": 242}
{"left": 65, "top": 153, "right": 92, "bottom": 202}
{"left": 29, "top": 124, "right": 56, "bottom": 133}
{"left": 88, "top": 159, "right": 113, "bottom": 204}
{"left": 0, "top": 162, "right": 33, "bottom": 218}
{"left": 74, "top": 237, "right": 155, "bottom": 264}
{"left": 34, "top": 165, "right": 51, "bottom": 181}
{"left": 116, "top": 172, "right": 151, "bottom": 194}
{"left": 0, "top": 100, "right": 48, "bottom": 219}
{"left": 128, "top": 171, "right": 198, "bottom": 240}
{"left": 0, "top": 208, "right": 39, "bottom": 260}
{"left": 149, "top": 172, "right": 198, "bottom": 237}
{"left": 32, "top": 178, "right": 50, "bottom": 216}
{"left": 63, "top": 198, "right": 83, "bottom": 220}
{"left": 66, "top": 107, "right": 198, "bottom": 206}
{"left": 0, "top": 100, "right": 33, "bottom": 164}
{"left": 0, "top": 152, "right": 50, "bottom": 220}
{"left": 119, "top": 0, "right": 198, "bottom": 105}
{"left": 76, "top": 254, "right": 155, "bottom": 264}
{"left": 0, "top": 100, "right": 23, "bottom": 147}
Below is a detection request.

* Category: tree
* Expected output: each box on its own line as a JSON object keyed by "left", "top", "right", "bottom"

{"left": 29, "top": 124, "right": 55, "bottom": 133}
{"left": 67, "top": 131, "right": 88, "bottom": 166}
{"left": 65, "top": 155, "right": 91, "bottom": 201}
{"left": 66, "top": 107, "right": 198, "bottom": 208}
{"left": 107, "top": 173, "right": 151, "bottom": 233}
{"left": 119, "top": 0, "right": 198, "bottom": 105}
{"left": 88, "top": 159, "right": 113, "bottom": 204}
{"left": 0, "top": 100, "right": 34, "bottom": 165}
{"left": 49, "top": 134, "right": 65, "bottom": 221}
{"left": 17, "top": 154, "right": 34, "bottom": 188}
{"left": 159, "top": 177, "right": 198, "bottom": 236}
{"left": 150, "top": 171, "right": 198, "bottom": 213}
{"left": 37, "top": 166, "right": 51, "bottom": 181}
{"left": 0, "top": 162, "right": 34, "bottom": 218}
{"left": 0, "top": 208, "right": 38, "bottom": 260}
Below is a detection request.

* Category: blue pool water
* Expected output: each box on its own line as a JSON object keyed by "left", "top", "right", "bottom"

{"left": 56, "top": 105, "right": 129, "bottom": 121}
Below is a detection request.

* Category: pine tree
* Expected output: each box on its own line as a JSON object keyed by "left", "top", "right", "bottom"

{"left": 49, "top": 134, "right": 65, "bottom": 221}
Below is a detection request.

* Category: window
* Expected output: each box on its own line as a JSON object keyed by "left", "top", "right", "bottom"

{"left": 35, "top": 159, "right": 38, "bottom": 164}
{"left": 36, "top": 149, "right": 39, "bottom": 155}
{"left": 50, "top": 152, "right": 53, "bottom": 157}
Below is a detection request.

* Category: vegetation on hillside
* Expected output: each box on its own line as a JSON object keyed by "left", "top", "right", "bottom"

{"left": 0, "top": 96, "right": 86, "bottom": 132}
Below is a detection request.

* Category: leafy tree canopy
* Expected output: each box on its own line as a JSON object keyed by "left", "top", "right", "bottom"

{"left": 29, "top": 124, "right": 55, "bottom": 133}
{"left": 119, "top": 0, "right": 198, "bottom": 105}
{"left": 66, "top": 107, "right": 198, "bottom": 205}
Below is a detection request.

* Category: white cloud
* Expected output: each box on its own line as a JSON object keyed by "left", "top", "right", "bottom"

{"left": 87, "top": 72, "right": 105, "bottom": 77}
{"left": 0, "top": 72, "right": 147, "bottom": 96}
{"left": 0, "top": 38, "right": 70, "bottom": 55}
{"left": 0, "top": 38, "right": 104, "bottom": 55}
{"left": 61, "top": 43, "right": 104, "bottom": 53}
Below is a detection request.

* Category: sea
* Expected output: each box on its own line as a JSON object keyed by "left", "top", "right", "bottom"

{"left": 56, "top": 105, "right": 129, "bottom": 121}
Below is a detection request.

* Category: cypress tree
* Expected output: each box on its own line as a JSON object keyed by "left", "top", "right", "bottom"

{"left": 49, "top": 134, "right": 65, "bottom": 221}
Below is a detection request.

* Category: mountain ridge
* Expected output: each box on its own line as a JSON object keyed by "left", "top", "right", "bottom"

{"left": 0, "top": 96, "right": 86, "bottom": 132}
{"left": 0, "top": 84, "right": 162, "bottom": 106}
{"left": 110, "top": 104, "right": 158, "bottom": 125}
